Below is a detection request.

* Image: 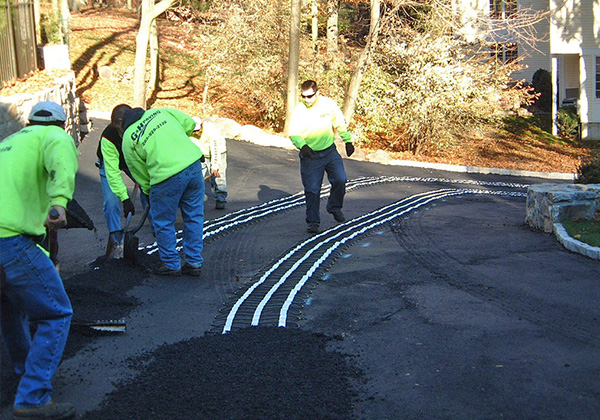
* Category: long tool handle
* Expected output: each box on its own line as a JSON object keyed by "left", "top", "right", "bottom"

{"left": 47, "top": 208, "right": 60, "bottom": 268}
{"left": 71, "top": 319, "right": 127, "bottom": 333}
{"left": 130, "top": 203, "right": 150, "bottom": 236}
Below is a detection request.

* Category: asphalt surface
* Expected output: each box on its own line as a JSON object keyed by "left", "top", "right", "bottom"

{"left": 1, "top": 118, "right": 599, "bottom": 420}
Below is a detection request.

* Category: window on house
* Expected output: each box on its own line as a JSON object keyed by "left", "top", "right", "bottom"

{"left": 490, "top": 0, "right": 517, "bottom": 19}
{"left": 596, "top": 57, "right": 600, "bottom": 98}
{"left": 491, "top": 43, "right": 518, "bottom": 64}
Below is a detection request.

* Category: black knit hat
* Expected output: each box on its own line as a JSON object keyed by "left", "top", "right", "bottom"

{"left": 122, "top": 107, "right": 146, "bottom": 131}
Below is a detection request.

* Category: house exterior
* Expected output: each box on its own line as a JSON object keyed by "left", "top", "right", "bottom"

{"left": 454, "top": 0, "right": 600, "bottom": 141}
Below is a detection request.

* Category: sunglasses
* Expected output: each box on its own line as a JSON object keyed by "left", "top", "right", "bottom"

{"left": 301, "top": 92, "right": 317, "bottom": 99}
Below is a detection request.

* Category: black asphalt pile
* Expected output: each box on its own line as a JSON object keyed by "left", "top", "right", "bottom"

{"left": 62, "top": 257, "right": 149, "bottom": 358}
{"left": 80, "top": 327, "right": 362, "bottom": 420}
{"left": 2, "top": 256, "right": 146, "bottom": 408}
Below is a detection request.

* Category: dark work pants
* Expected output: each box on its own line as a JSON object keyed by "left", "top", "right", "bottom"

{"left": 299, "top": 144, "right": 347, "bottom": 226}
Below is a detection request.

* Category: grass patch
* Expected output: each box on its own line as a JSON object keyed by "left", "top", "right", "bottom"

{"left": 561, "top": 219, "right": 600, "bottom": 248}
{"left": 501, "top": 115, "right": 562, "bottom": 145}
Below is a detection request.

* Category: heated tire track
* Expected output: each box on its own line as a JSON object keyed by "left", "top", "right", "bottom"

{"left": 394, "top": 201, "right": 600, "bottom": 346}
{"left": 140, "top": 176, "right": 527, "bottom": 255}
{"left": 211, "top": 188, "right": 526, "bottom": 334}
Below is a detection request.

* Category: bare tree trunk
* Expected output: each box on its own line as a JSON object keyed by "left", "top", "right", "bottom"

{"left": 133, "top": 16, "right": 150, "bottom": 108}
{"left": 284, "top": 0, "right": 301, "bottom": 136}
{"left": 149, "top": 19, "right": 159, "bottom": 91}
{"left": 343, "top": 0, "right": 380, "bottom": 124}
{"left": 51, "top": 0, "right": 62, "bottom": 41}
{"left": 326, "top": 0, "right": 338, "bottom": 53}
{"left": 202, "top": 69, "right": 212, "bottom": 105}
{"left": 311, "top": 0, "right": 318, "bottom": 50}
{"left": 132, "top": 0, "right": 174, "bottom": 107}
{"left": 34, "top": 0, "right": 41, "bottom": 44}
{"left": 60, "top": 0, "right": 70, "bottom": 45}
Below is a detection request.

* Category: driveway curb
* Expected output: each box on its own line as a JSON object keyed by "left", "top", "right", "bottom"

{"left": 387, "top": 159, "right": 577, "bottom": 180}
{"left": 554, "top": 223, "right": 600, "bottom": 260}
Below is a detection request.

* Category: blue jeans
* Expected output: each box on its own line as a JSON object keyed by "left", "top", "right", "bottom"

{"left": 299, "top": 144, "right": 347, "bottom": 226}
{"left": 99, "top": 162, "right": 151, "bottom": 233}
{"left": 0, "top": 235, "right": 73, "bottom": 409}
{"left": 203, "top": 160, "right": 228, "bottom": 203}
{"left": 99, "top": 163, "right": 121, "bottom": 233}
{"left": 208, "top": 175, "right": 227, "bottom": 203}
{"left": 150, "top": 160, "right": 205, "bottom": 270}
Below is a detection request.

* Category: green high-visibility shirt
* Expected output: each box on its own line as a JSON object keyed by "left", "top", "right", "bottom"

{"left": 288, "top": 95, "right": 351, "bottom": 152}
{"left": 122, "top": 108, "right": 204, "bottom": 195}
{"left": 0, "top": 125, "right": 78, "bottom": 238}
{"left": 101, "top": 139, "right": 129, "bottom": 201}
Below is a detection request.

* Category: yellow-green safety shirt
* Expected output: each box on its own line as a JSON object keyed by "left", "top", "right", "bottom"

{"left": 0, "top": 125, "right": 78, "bottom": 238}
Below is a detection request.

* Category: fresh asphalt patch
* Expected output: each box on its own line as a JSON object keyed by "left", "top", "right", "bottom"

{"left": 79, "top": 327, "right": 361, "bottom": 420}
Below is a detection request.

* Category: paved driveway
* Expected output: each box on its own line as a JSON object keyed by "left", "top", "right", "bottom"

{"left": 1, "top": 118, "right": 598, "bottom": 420}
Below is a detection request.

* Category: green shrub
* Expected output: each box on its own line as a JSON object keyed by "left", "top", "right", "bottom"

{"left": 576, "top": 158, "right": 600, "bottom": 184}
{"left": 531, "top": 69, "right": 552, "bottom": 112}
{"left": 529, "top": 113, "right": 552, "bottom": 133}
{"left": 557, "top": 106, "right": 579, "bottom": 140}
{"left": 40, "top": 12, "right": 62, "bottom": 45}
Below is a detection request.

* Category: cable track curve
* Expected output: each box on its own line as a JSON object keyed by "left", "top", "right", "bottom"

{"left": 210, "top": 188, "right": 526, "bottom": 334}
{"left": 139, "top": 176, "right": 528, "bottom": 255}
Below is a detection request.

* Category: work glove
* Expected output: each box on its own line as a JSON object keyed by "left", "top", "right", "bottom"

{"left": 345, "top": 142, "right": 355, "bottom": 157}
{"left": 300, "top": 144, "right": 315, "bottom": 158}
{"left": 123, "top": 198, "right": 135, "bottom": 217}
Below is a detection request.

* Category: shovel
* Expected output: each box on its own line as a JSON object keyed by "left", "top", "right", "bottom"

{"left": 107, "top": 185, "right": 140, "bottom": 259}
{"left": 124, "top": 203, "right": 150, "bottom": 264}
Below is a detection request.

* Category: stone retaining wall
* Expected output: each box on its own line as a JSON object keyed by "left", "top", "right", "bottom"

{"left": 526, "top": 183, "right": 600, "bottom": 233}
{"left": 0, "top": 72, "right": 81, "bottom": 144}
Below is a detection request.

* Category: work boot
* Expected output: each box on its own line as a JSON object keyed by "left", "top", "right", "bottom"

{"left": 182, "top": 263, "right": 202, "bottom": 276}
{"left": 13, "top": 400, "right": 75, "bottom": 420}
{"left": 215, "top": 201, "right": 226, "bottom": 210}
{"left": 153, "top": 263, "right": 181, "bottom": 276}
{"left": 307, "top": 224, "right": 320, "bottom": 234}
{"left": 331, "top": 211, "right": 346, "bottom": 223}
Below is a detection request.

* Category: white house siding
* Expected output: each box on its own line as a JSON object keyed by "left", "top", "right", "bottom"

{"left": 455, "top": 0, "right": 600, "bottom": 139}
{"left": 550, "top": 0, "right": 583, "bottom": 53}
{"left": 581, "top": 2, "right": 600, "bottom": 138}
{"left": 549, "top": 0, "right": 600, "bottom": 140}
{"left": 581, "top": 54, "right": 600, "bottom": 139}
{"left": 511, "top": 0, "right": 552, "bottom": 83}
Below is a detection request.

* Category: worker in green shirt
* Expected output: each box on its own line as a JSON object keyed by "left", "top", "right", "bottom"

{"left": 96, "top": 103, "right": 151, "bottom": 257}
{"left": 0, "top": 101, "right": 78, "bottom": 420}
{"left": 289, "top": 80, "right": 355, "bottom": 234}
{"left": 121, "top": 107, "right": 205, "bottom": 276}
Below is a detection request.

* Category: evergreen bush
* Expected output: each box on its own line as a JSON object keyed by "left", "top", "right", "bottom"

{"left": 557, "top": 106, "right": 579, "bottom": 140}
{"left": 576, "top": 158, "right": 600, "bottom": 184}
{"left": 531, "top": 69, "right": 552, "bottom": 113}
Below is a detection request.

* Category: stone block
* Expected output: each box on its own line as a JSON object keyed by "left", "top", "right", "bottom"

{"left": 42, "top": 45, "right": 71, "bottom": 70}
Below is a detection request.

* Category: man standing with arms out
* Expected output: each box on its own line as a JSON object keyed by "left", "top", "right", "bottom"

{"left": 289, "top": 80, "right": 355, "bottom": 234}
{"left": 0, "top": 101, "right": 78, "bottom": 420}
{"left": 121, "top": 107, "right": 205, "bottom": 276}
